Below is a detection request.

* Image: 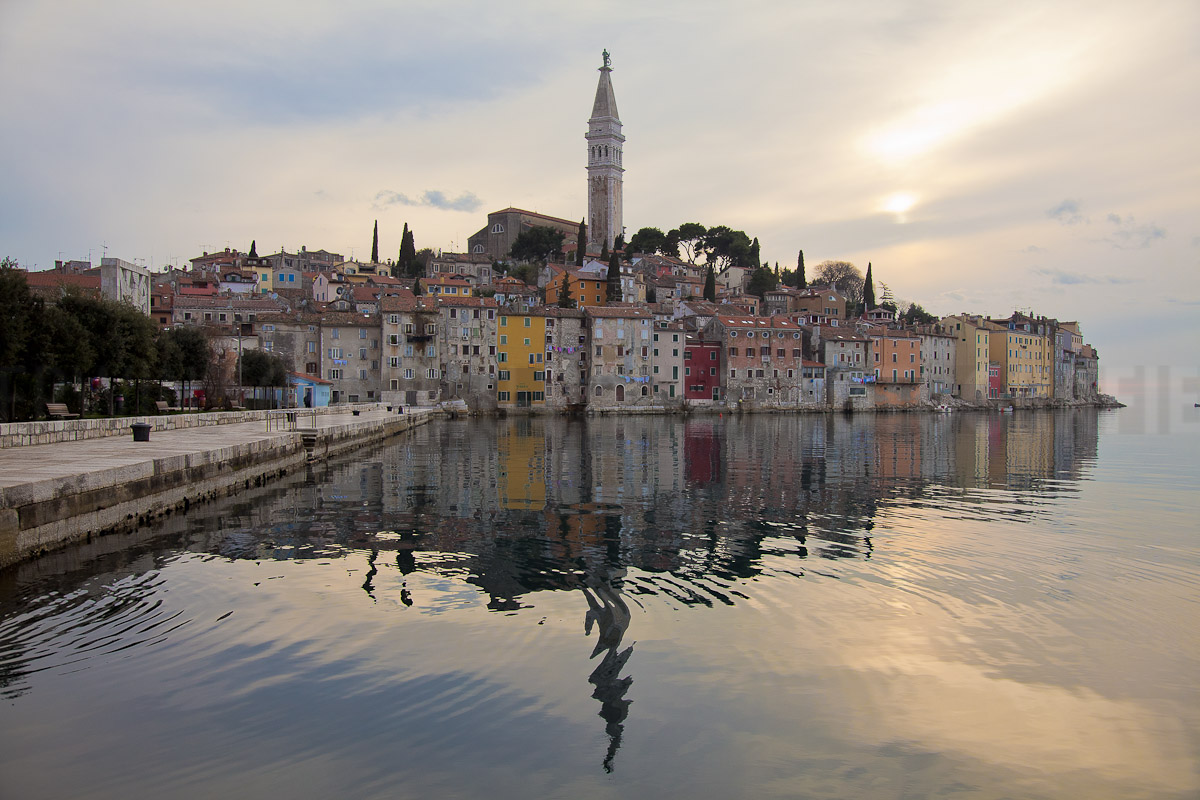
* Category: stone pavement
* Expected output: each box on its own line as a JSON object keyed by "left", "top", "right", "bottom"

{"left": 0, "top": 408, "right": 416, "bottom": 491}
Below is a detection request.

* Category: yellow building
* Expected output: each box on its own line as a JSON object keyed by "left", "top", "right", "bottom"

{"left": 987, "top": 322, "right": 1053, "bottom": 398}
{"left": 942, "top": 314, "right": 991, "bottom": 401}
{"left": 497, "top": 311, "right": 547, "bottom": 407}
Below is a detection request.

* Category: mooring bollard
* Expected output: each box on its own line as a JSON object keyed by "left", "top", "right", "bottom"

{"left": 130, "top": 422, "right": 151, "bottom": 442}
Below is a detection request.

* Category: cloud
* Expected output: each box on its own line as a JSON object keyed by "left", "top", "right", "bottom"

{"left": 1047, "top": 199, "right": 1086, "bottom": 225}
{"left": 1031, "top": 267, "right": 1135, "bottom": 285}
{"left": 374, "top": 190, "right": 483, "bottom": 213}
{"left": 1103, "top": 213, "right": 1166, "bottom": 249}
{"left": 1022, "top": 245, "right": 1047, "bottom": 254}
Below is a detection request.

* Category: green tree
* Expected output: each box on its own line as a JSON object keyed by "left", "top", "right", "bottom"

{"left": 702, "top": 226, "right": 753, "bottom": 268}
{"left": 613, "top": 233, "right": 625, "bottom": 251}
{"left": 599, "top": 242, "right": 609, "bottom": 264}
{"left": 509, "top": 226, "right": 565, "bottom": 264}
{"left": 606, "top": 251, "right": 621, "bottom": 302}
{"left": 900, "top": 302, "right": 938, "bottom": 325}
{"left": 797, "top": 249, "right": 806, "bottom": 288}
{"left": 557, "top": 275, "right": 576, "bottom": 308}
{"left": 747, "top": 265, "right": 778, "bottom": 299}
{"left": 627, "top": 227, "right": 669, "bottom": 256}
{"left": 863, "top": 261, "right": 876, "bottom": 309}
{"left": 163, "top": 325, "right": 210, "bottom": 409}
{"left": 240, "top": 349, "right": 289, "bottom": 408}
{"left": 749, "top": 237, "right": 761, "bottom": 270}
{"left": 395, "top": 223, "right": 418, "bottom": 278}
{"left": 669, "top": 222, "right": 707, "bottom": 263}
{"left": 249, "top": 240, "right": 258, "bottom": 258}
{"left": 576, "top": 219, "right": 588, "bottom": 264}
{"left": 415, "top": 247, "right": 435, "bottom": 274}
{"left": 704, "top": 266, "right": 716, "bottom": 302}
{"left": 371, "top": 219, "right": 379, "bottom": 264}
{"left": 413, "top": 277, "right": 423, "bottom": 296}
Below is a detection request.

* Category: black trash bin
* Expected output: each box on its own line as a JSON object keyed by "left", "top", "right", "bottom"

{"left": 130, "top": 422, "right": 151, "bottom": 442}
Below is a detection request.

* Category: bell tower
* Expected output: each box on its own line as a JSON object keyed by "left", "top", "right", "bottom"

{"left": 586, "top": 49, "right": 624, "bottom": 254}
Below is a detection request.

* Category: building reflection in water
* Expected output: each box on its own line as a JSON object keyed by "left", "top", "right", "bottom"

{"left": 0, "top": 410, "right": 1103, "bottom": 764}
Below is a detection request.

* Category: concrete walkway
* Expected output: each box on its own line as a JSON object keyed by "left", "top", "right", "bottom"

{"left": 0, "top": 408, "right": 415, "bottom": 490}
{"left": 0, "top": 407, "right": 435, "bottom": 568}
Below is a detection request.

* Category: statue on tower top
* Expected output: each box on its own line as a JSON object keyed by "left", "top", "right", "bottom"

{"left": 602, "top": 49, "right": 611, "bottom": 69}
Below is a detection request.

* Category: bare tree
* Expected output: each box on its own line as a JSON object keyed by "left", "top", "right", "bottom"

{"left": 813, "top": 260, "right": 864, "bottom": 311}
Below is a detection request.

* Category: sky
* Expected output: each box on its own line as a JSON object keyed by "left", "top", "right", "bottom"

{"left": 1, "top": 0, "right": 1197, "bottom": 397}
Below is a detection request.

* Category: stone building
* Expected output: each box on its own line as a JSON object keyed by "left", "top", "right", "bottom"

{"left": 586, "top": 50, "right": 624, "bottom": 252}
{"left": 428, "top": 252, "right": 495, "bottom": 285}
{"left": 319, "top": 311, "right": 381, "bottom": 404}
{"left": 813, "top": 326, "right": 872, "bottom": 410}
{"left": 466, "top": 208, "right": 579, "bottom": 261}
{"left": 704, "top": 315, "right": 810, "bottom": 409}
{"left": 256, "top": 312, "right": 322, "bottom": 378}
{"left": 436, "top": 296, "right": 499, "bottom": 411}
{"left": 380, "top": 296, "right": 440, "bottom": 407}
{"left": 541, "top": 308, "right": 588, "bottom": 409}
{"left": 586, "top": 306, "right": 655, "bottom": 408}
{"left": 866, "top": 326, "right": 926, "bottom": 407}
{"left": 650, "top": 322, "right": 687, "bottom": 405}
{"left": 915, "top": 325, "right": 957, "bottom": 399}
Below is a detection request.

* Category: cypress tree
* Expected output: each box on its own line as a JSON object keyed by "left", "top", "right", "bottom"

{"left": 371, "top": 220, "right": 379, "bottom": 264}
{"left": 600, "top": 242, "right": 609, "bottom": 264}
{"left": 749, "top": 237, "right": 761, "bottom": 270}
{"left": 704, "top": 266, "right": 716, "bottom": 302}
{"left": 863, "top": 261, "right": 876, "bottom": 309}
{"left": 797, "top": 249, "right": 806, "bottom": 288}
{"left": 606, "top": 251, "right": 621, "bottom": 302}
{"left": 397, "top": 223, "right": 417, "bottom": 277}
{"left": 249, "top": 240, "right": 258, "bottom": 258}
{"left": 558, "top": 276, "right": 575, "bottom": 308}
{"left": 413, "top": 276, "right": 423, "bottom": 296}
{"left": 576, "top": 219, "right": 588, "bottom": 265}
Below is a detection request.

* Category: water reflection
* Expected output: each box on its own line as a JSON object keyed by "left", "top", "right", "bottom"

{"left": 1, "top": 409, "right": 1141, "bottom": 796}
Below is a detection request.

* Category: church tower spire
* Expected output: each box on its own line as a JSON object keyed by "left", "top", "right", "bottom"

{"left": 586, "top": 49, "right": 624, "bottom": 254}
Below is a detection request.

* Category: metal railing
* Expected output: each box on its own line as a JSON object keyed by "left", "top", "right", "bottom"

{"left": 265, "top": 409, "right": 319, "bottom": 432}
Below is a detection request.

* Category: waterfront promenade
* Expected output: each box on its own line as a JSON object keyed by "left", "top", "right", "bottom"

{"left": 0, "top": 407, "right": 434, "bottom": 568}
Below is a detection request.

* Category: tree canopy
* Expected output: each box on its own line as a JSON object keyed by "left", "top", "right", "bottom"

{"left": 669, "top": 223, "right": 706, "bottom": 263}
{"left": 606, "top": 251, "right": 621, "bottom": 301}
{"left": 863, "top": 262, "right": 876, "bottom": 309}
{"left": 746, "top": 265, "right": 778, "bottom": 299}
{"left": 509, "top": 226, "right": 565, "bottom": 264}
{"left": 627, "top": 227, "right": 671, "bottom": 257}
{"left": 813, "top": 260, "right": 864, "bottom": 310}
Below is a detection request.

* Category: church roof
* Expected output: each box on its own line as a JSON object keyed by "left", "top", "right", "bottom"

{"left": 591, "top": 65, "right": 619, "bottom": 120}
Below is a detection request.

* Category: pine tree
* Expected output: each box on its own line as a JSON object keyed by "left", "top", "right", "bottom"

{"left": 606, "top": 251, "right": 621, "bottom": 302}
{"left": 797, "top": 250, "right": 806, "bottom": 288}
{"left": 558, "top": 276, "right": 575, "bottom": 308}
{"left": 396, "top": 223, "right": 418, "bottom": 278}
{"left": 576, "top": 218, "right": 588, "bottom": 265}
{"left": 371, "top": 220, "right": 379, "bottom": 264}
{"left": 704, "top": 266, "right": 716, "bottom": 301}
{"left": 863, "top": 262, "right": 876, "bottom": 309}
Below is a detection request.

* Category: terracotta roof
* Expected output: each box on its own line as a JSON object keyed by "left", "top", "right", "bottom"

{"left": 584, "top": 306, "right": 653, "bottom": 319}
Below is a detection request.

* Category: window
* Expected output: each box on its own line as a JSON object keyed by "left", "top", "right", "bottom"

{"left": 428, "top": 368, "right": 438, "bottom": 379}
{"left": 490, "top": 223, "right": 505, "bottom": 234}
{"left": 729, "top": 347, "right": 738, "bottom": 357}
{"left": 388, "top": 357, "right": 399, "bottom": 367}
{"left": 498, "top": 352, "right": 507, "bottom": 363}
{"left": 533, "top": 371, "right": 544, "bottom": 381}
{"left": 730, "top": 369, "right": 737, "bottom": 378}
{"left": 498, "top": 390, "right": 510, "bottom": 401}
{"left": 404, "top": 368, "right": 414, "bottom": 379}
{"left": 500, "top": 335, "right": 507, "bottom": 345}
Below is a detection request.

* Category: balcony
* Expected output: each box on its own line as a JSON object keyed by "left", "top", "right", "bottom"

{"left": 406, "top": 334, "right": 434, "bottom": 343}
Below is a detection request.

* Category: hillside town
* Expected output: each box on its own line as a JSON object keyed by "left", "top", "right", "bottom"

{"left": 3, "top": 52, "right": 1104, "bottom": 417}
{"left": 11, "top": 235, "right": 1102, "bottom": 415}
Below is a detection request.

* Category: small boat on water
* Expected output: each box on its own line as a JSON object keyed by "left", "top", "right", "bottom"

{"left": 933, "top": 404, "right": 952, "bottom": 413}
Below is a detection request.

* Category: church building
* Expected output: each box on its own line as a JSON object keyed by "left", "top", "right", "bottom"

{"left": 586, "top": 49, "right": 624, "bottom": 252}
{"left": 467, "top": 51, "right": 625, "bottom": 262}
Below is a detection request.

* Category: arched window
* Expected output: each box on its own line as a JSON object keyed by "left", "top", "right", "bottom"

{"left": 594, "top": 385, "right": 603, "bottom": 396}
{"left": 490, "top": 223, "right": 504, "bottom": 234}
{"left": 616, "top": 384, "right": 625, "bottom": 402}
{"left": 472, "top": 244, "right": 485, "bottom": 253}
{"left": 640, "top": 385, "right": 649, "bottom": 397}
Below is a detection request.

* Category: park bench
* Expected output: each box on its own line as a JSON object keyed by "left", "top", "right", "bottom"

{"left": 155, "top": 400, "right": 182, "bottom": 413}
{"left": 46, "top": 402, "right": 79, "bottom": 420}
